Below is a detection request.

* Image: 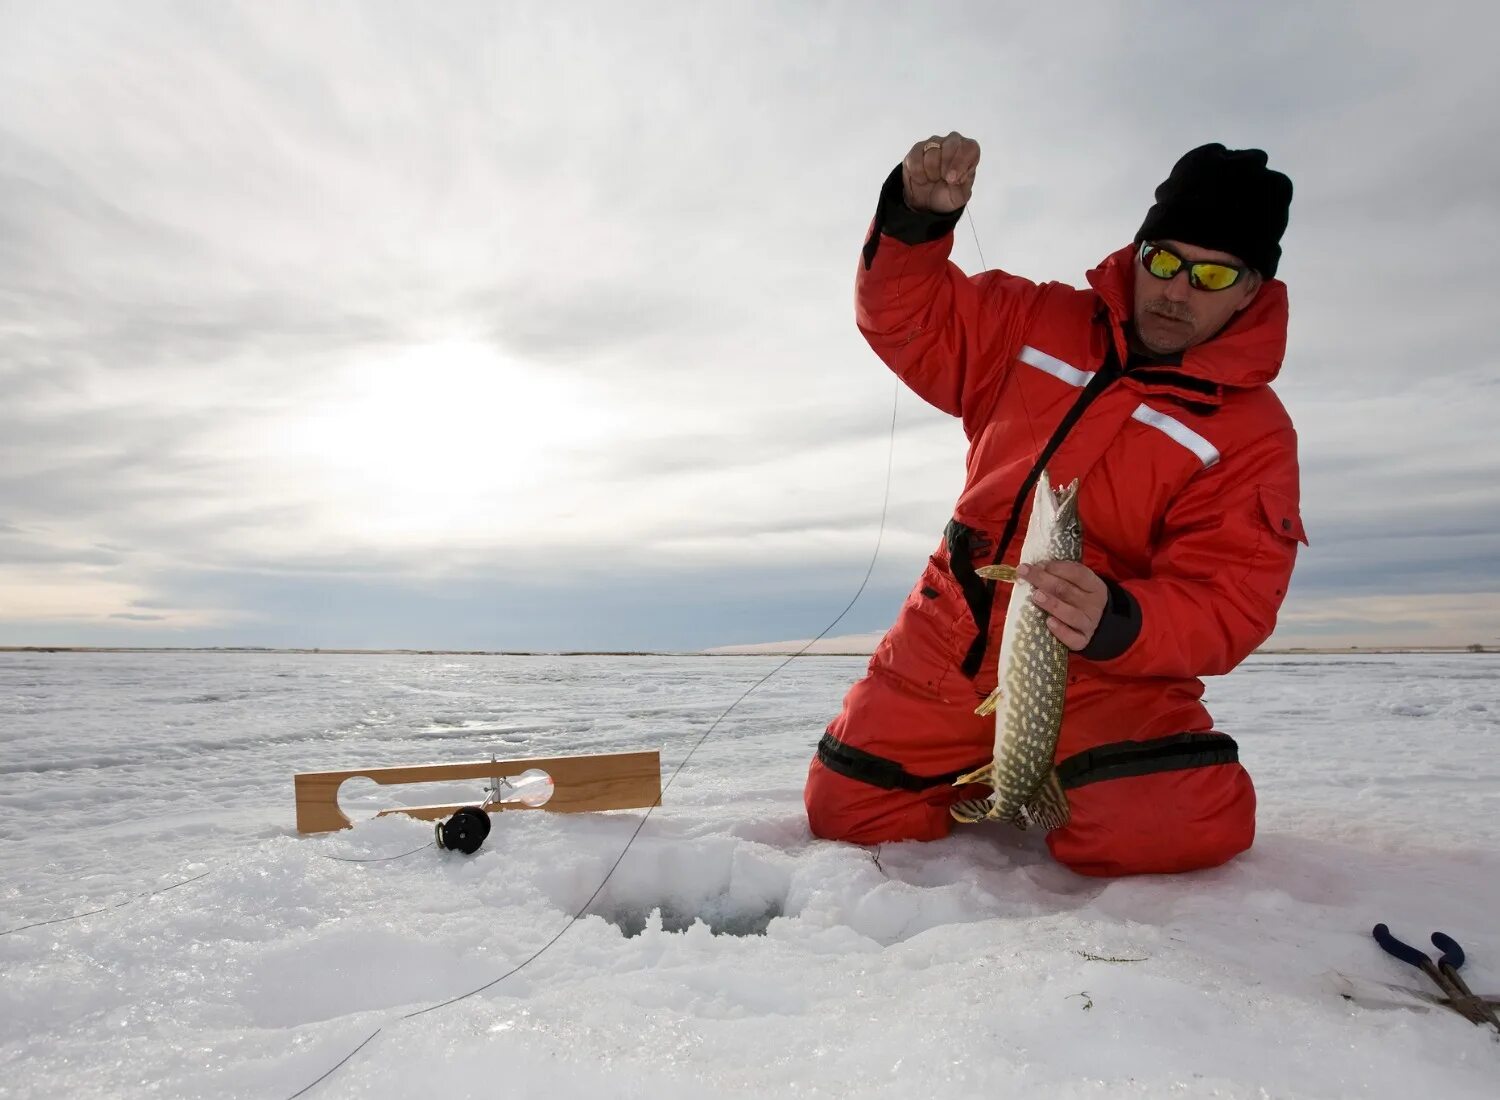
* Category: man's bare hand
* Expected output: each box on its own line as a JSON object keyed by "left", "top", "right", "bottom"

{"left": 1017, "top": 560, "right": 1109, "bottom": 652}
{"left": 902, "top": 132, "right": 980, "bottom": 214}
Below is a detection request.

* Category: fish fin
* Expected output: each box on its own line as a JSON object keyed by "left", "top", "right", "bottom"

{"left": 1019, "top": 769, "right": 1070, "bottom": 832}
{"left": 974, "top": 686, "right": 1003, "bottom": 716}
{"left": 951, "top": 762, "right": 1001, "bottom": 823}
{"left": 950, "top": 797, "right": 997, "bottom": 824}
{"left": 974, "top": 564, "right": 1017, "bottom": 583}
{"left": 953, "top": 762, "right": 997, "bottom": 790}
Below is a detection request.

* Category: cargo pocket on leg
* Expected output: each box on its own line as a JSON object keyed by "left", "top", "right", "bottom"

{"left": 872, "top": 554, "right": 974, "bottom": 703}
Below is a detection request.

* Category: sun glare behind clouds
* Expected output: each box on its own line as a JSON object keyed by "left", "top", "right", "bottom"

{"left": 259, "top": 339, "right": 616, "bottom": 551}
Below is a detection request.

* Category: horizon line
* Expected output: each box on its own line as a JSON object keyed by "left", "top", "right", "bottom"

{"left": 2, "top": 644, "right": 1495, "bottom": 657}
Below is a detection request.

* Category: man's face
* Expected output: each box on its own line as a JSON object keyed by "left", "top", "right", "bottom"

{"left": 1131, "top": 239, "right": 1262, "bottom": 356}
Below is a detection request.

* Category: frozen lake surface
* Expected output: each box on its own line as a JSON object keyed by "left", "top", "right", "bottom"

{"left": 2, "top": 651, "right": 1497, "bottom": 1098}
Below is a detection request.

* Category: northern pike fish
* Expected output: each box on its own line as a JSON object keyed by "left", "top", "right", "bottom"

{"left": 950, "top": 470, "right": 1081, "bottom": 829}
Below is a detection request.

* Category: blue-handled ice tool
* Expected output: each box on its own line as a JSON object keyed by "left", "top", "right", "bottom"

{"left": 1372, "top": 924, "right": 1500, "bottom": 1032}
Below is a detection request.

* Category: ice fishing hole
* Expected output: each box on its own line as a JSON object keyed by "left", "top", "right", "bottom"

{"left": 591, "top": 899, "right": 785, "bottom": 938}
{"left": 562, "top": 839, "right": 794, "bottom": 938}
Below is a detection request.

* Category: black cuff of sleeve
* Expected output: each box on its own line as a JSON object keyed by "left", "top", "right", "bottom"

{"left": 862, "top": 163, "right": 966, "bottom": 269}
{"left": 1079, "top": 577, "right": 1142, "bottom": 662}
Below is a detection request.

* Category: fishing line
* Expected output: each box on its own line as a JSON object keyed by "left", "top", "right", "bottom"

{"left": 282, "top": 370, "right": 905, "bottom": 1098}
{"left": 967, "top": 210, "right": 989, "bottom": 272}
{"left": 1, "top": 839, "right": 444, "bottom": 938}
{"left": 319, "top": 843, "right": 434, "bottom": 863}
{"left": 9, "top": 820, "right": 454, "bottom": 940}
{"left": 0, "top": 870, "right": 215, "bottom": 938}
{"left": 963, "top": 205, "right": 1042, "bottom": 461}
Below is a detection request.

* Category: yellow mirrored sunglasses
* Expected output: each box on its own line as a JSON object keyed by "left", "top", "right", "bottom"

{"left": 1137, "top": 241, "right": 1247, "bottom": 292}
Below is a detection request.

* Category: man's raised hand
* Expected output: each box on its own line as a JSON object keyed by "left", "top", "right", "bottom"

{"left": 902, "top": 132, "right": 980, "bottom": 214}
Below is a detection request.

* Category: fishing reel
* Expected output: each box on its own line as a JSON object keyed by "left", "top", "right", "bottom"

{"left": 433, "top": 765, "right": 554, "bottom": 855}
{"left": 434, "top": 806, "right": 491, "bottom": 854}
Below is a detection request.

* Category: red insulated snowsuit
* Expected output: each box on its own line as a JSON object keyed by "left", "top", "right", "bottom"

{"left": 804, "top": 186, "right": 1307, "bottom": 877}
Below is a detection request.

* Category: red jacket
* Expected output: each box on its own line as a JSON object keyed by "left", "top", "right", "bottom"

{"left": 856, "top": 221, "right": 1307, "bottom": 771}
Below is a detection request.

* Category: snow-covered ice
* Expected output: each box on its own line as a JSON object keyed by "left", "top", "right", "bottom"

{"left": 2, "top": 651, "right": 1497, "bottom": 1098}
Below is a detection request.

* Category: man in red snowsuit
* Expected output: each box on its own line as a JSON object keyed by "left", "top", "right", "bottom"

{"left": 805, "top": 135, "right": 1306, "bottom": 877}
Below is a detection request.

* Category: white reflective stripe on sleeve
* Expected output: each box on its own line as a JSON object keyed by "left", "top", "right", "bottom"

{"left": 1131, "top": 404, "right": 1221, "bottom": 467}
{"left": 1018, "top": 345, "right": 1094, "bottom": 388}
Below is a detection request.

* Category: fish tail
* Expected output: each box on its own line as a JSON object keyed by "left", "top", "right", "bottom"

{"left": 1019, "top": 769, "right": 1070, "bottom": 832}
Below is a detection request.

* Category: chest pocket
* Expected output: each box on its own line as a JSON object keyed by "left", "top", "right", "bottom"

{"left": 1232, "top": 485, "right": 1307, "bottom": 599}
{"left": 1258, "top": 485, "right": 1308, "bottom": 546}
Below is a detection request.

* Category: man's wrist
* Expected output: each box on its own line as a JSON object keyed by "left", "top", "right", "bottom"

{"left": 863, "top": 164, "right": 964, "bottom": 269}
{"left": 1079, "top": 577, "right": 1142, "bottom": 662}
{"left": 880, "top": 163, "right": 965, "bottom": 244}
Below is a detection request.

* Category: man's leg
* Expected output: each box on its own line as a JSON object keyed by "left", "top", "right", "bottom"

{"left": 1046, "top": 754, "right": 1257, "bottom": 877}
{"left": 804, "top": 666, "right": 992, "bottom": 846}
{"left": 804, "top": 755, "right": 959, "bottom": 844}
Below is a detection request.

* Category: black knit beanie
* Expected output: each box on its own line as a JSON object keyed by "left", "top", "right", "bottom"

{"left": 1135, "top": 143, "right": 1293, "bottom": 277}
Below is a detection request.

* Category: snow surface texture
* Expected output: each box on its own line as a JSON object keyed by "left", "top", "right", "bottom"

{"left": 2, "top": 651, "right": 1497, "bottom": 1098}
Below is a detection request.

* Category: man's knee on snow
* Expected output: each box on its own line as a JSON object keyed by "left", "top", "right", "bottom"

{"left": 1046, "top": 761, "right": 1257, "bottom": 877}
{"left": 804, "top": 757, "right": 955, "bottom": 845}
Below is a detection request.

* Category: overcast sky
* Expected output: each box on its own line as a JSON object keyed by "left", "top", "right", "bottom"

{"left": 3, "top": 1, "right": 1498, "bottom": 651}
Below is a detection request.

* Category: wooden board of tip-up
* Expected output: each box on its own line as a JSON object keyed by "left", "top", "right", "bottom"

{"left": 293, "top": 749, "right": 662, "bottom": 835}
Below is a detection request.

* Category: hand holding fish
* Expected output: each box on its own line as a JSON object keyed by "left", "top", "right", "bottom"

{"left": 902, "top": 132, "right": 980, "bottom": 213}
{"left": 1018, "top": 560, "right": 1109, "bottom": 651}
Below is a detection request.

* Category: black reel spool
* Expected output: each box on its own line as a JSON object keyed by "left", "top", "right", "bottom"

{"left": 434, "top": 806, "right": 491, "bottom": 854}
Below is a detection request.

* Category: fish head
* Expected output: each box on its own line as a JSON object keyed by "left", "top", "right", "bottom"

{"left": 1051, "top": 477, "right": 1081, "bottom": 525}
{"left": 1021, "top": 472, "right": 1085, "bottom": 565}
{"left": 1042, "top": 475, "right": 1084, "bottom": 562}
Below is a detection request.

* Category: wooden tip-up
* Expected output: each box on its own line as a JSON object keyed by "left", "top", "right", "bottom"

{"left": 293, "top": 749, "right": 662, "bottom": 835}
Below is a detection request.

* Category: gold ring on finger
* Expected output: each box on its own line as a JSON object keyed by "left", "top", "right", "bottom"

{"left": 923, "top": 141, "right": 942, "bottom": 151}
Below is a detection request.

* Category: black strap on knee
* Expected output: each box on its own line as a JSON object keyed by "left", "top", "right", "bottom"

{"left": 819, "top": 730, "right": 1239, "bottom": 795}
{"left": 1055, "top": 732, "right": 1240, "bottom": 789}
{"left": 817, "top": 732, "right": 987, "bottom": 792}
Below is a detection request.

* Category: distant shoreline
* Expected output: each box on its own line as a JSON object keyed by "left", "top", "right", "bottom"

{"left": 1, "top": 644, "right": 1494, "bottom": 657}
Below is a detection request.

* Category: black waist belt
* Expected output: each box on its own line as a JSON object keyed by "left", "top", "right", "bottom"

{"left": 818, "top": 731, "right": 1239, "bottom": 793}
{"left": 817, "top": 732, "right": 985, "bottom": 792}
{"left": 1054, "top": 732, "right": 1240, "bottom": 789}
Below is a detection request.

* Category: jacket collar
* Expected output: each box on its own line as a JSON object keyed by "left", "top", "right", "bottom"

{"left": 1086, "top": 243, "right": 1289, "bottom": 400}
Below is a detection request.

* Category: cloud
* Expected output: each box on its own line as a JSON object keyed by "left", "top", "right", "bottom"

{"left": 1273, "top": 592, "right": 1500, "bottom": 648}
{"left": 0, "top": 531, "right": 122, "bottom": 567}
{"left": 1, "top": 2, "right": 1497, "bottom": 649}
{"left": 0, "top": 558, "right": 907, "bottom": 652}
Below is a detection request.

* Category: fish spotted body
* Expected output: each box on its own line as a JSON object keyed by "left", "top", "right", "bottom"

{"left": 950, "top": 471, "right": 1081, "bottom": 830}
